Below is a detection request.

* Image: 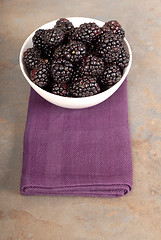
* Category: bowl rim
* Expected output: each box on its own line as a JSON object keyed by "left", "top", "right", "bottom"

{"left": 19, "top": 17, "right": 132, "bottom": 103}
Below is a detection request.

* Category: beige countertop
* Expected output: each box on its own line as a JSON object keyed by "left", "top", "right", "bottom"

{"left": 0, "top": 0, "right": 161, "bottom": 239}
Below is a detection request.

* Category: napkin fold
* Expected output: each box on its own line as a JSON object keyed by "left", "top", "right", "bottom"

{"left": 20, "top": 79, "right": 133, "bottom": 197}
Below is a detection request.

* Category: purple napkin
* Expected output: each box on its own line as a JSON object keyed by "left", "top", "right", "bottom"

{"left": 20, "top": 79, "right": 133, "bottom": 197}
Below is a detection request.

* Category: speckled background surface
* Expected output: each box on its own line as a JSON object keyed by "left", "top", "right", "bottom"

{"left": 0, "top": 0, "right": 161, "bottom": 239}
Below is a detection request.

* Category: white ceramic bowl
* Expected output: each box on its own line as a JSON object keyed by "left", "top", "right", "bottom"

{"left": 19, "top": 17, "right": 132, "bottom": 109}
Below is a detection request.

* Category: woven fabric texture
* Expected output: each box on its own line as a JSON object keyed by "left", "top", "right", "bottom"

{"left": 20, "top": 79, "right": 133, "bottom": 197}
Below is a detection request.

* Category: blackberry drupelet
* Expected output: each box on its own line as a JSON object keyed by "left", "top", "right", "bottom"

{"left": 55, "top": 18, "right": 74, "bottom": 35}
{"left": 52, "top": 82, "right": 70, "bottom": 96}
{"left": 51, "top": 58, "right": 73, "bottom": 83}
{"left": 70, "top": 76, "right": 101, "bottom": 97}
{"left": 44, "top": 28, "right": 65, "bottom": 48}
{"left": 79, "top": 55, "right": 104, "bottom": 77}
{"left": 97, "top": 32, "right": 123, "bottom": 53}
{"left": 72, "top": 23, "right": 101, "bottom": 43}
{"left": 30, "top": 61, "right": 50, "bottom": 88}
{"left": 102, "top": 20, "right": 125, "bottom": 39}
{"left": 23, "top": 47, "right": 42, "bottom": 69}
{"left": 63, "top": 41, "right": 86, "bottom": 63}
{"left": 32, "top": 29, "right": 46, "bottom": 50}
{"left": 99, "top": 64, "right": 121, "bottom": 87}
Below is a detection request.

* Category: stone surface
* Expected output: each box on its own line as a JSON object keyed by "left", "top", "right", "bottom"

{"left": 0, "top": 0, "right": 161, "bottom": 239}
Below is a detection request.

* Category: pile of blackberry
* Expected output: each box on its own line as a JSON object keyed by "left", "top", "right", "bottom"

{"left": 23, "top": 18, "right": 129, "bottom": 97}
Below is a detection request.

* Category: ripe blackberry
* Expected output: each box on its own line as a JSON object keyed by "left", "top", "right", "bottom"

{"left": 79, "top": 55, "right": 104, "bottom": 77}
{"left": 55, "top": 18, "right": 74, "bottom": 34}
{"left": 52, "top": 82, "right": 70, "bottom": 96}
{"left": 99, "top": 47, "right": 121, "bottom": 64}
{"left": 51, "top": 58, "right": 73, "bottom": 83}
{"left": 72, "top": 69, "right": 81, "bottom": 82}
{"left": 32, "top": 29, "right": 53, "bottom": 58}
{"left": 63, "top": 41, "right": 86, "bottom": 63}
{"left": 32, "top": 29, "right": 46, "bottom": 49}
{"left": 117, "top": 47, "right": 129, "bottom": 69}
{"left": 42, "top": 44, "right": 53, "bottom": 59}
{"left": 102, "top": 20, "right": 125, "bottom": 39}
{"left": 97, "top": 32, "right": 123, "bottom": 53}
{"left": 23, "top": 47, "right": 42, "bottom": 69}
{"left": 72, "top": 23, "right": 101, "bottom": 43}
{"left": 44, "top": 28, "right": 65, "bottom": 48}
{"left": 70, "top": 76, "right": 101, "bottom": 97}
{"left": 99, "top": 46, "right": 129, "bottom": 70}
{"left": 52, "top": 44, "right": 65, "bottom": 60}
{"left": 41, "top": 59, "right": 51, "bottom": 72}
{"left": 67, "top": 27, "right": 77, "bottom": 41}
{"left": 30, "top": 61, "right": 50, "bottom": 88}
{"left": 100, "top": 65, "right": 121, "bottom": 86}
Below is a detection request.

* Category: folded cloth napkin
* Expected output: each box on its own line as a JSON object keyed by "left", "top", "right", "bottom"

{"left": 20, "top": 79, "right": 133, "bottom": 197}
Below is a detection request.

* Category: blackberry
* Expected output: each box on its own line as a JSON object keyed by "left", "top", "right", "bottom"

{"left": 67, "top": 27, "right": 77, "bottom": 41}
{"left": 97, "top": 32, "right": 123, "bottom": 53}
{"left": 72, "top": 69, "right": 81, "bottom": 82}
{"left": 72, "top": 23, "right": 101, "bottom": 43}
{"left": 42, "top": 59, "right": 51, "bottom": 72}
{"left": 52, "top": 82, "right": 70, "bottom": 96}
{"left": 32, "top": 29, "right": 53, "bottom": 58}
{"left": 42, "top": 44, "right": 53, "bottom": 59}
{"left": 23, "top": 47, "right": 42, "bottom": 69}
{"left": 116, "top": 47, "right": 129, "bottom": 69}
{"left": 30, "top": 61, "right": 50, "bottom": 88}
{"left": 52, "top": 44, "right": 65, "bottom": 60}
{"left": 32, "top": 29, "right": 46, "bottom": 49}
{"left": 55, "top": 18, "right": 74, "bottom": 35}
{"left": 79, "top": 55, "right": 104, "bottom": 77}
{"left": 44, "top": 28, "right": 65, "bottom": 48}
{"left": 100, "top": 65, "right": 121, "bottom": 86}
{"left": 63, "top": 41, "right": 86, "bottom": 63}
{"left": 98, "top": 46, "right": 129, "bottom": 69}
{"left": 70, "top": 76, "right": 101, "bottom": 97}
{"left": 102, "top": 20, "right": 125, "bottom": 39}
{"left": 99, "top": 47, "right": 121, "bottom": 64}
{"left": 51, "top": 58, "right": 73, "bottom": 83}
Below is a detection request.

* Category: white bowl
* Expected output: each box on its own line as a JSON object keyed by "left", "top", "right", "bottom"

{"left": 19, "top": 17, "right": 132, "bottom": 109}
